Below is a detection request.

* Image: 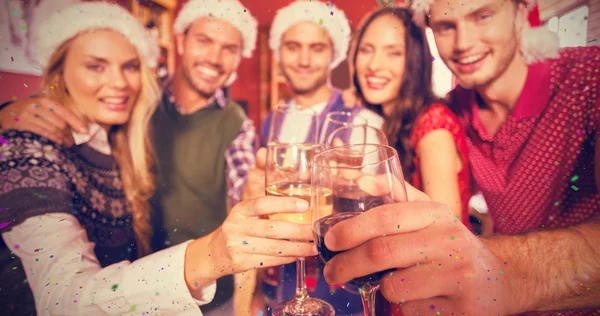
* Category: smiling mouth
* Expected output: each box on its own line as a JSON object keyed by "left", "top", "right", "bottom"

{"left": 454, "top": 52, "right": 488, "bottom": 65}
{"left": 100, "top": 97, "right": 129, "bottom": 110}
{"left": 365, "top": 76, "right": 390, "bottom": 89}
{"left": 195, "top": 65, "right": 222, "bottom": 81}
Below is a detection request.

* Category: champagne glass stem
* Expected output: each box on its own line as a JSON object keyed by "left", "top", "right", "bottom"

{"left": 294, "top": 257, "right": 309, "bottom": 301}
{"left": 360, "top": 284, "right": 378, "bottom": 316}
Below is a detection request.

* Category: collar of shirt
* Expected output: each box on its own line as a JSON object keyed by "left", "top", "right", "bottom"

{"left": 289, "top": 98, "right": 328, "bottom": 115}
{"left": 164, "top": 83, "right": 227, "bottom": 115}
{"left": 72, "top": 122, "right": 111, "bottom": 155}
{"left": 288, "top": 88, "right": 343, "bottom": 119}
{"left": 467, "top": 60, "right": 552, "bottom": 142}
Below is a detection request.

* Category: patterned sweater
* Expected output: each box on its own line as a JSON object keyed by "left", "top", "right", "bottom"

{"left": 0, "top": 130, "right": 136, "bottom": 315}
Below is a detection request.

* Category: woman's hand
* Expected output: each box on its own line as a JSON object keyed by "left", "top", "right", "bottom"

{"left": 185, "top": 195, "right": 317, "bottom": 290}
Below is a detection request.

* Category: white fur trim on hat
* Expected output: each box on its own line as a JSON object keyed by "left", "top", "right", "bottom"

{"left": 32, "top": 0, "right": 160, "bottom": 69}
{"left": 173, "top": 0, "right": 258, "bottom": 59}
{"left": 269, "top": 0, "right": 351, "bottom": 70}
{"left": 520, "top": 26, "right": 559, "bottom": 64}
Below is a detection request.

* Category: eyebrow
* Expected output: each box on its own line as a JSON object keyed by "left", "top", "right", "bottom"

{"left": 194, "top": 32, "right": 240, "bottom": 49}
{"left": 84, "top": 56, "right": 139, "bottom": 64}
{"left": 283, "top": 40, "right": 329, "bottom": 46}
{"left": 431, "top": 1, "right": 498, "bottom": 24}
{"left": 359, "top": 42, "right": 405, "bottom": 50}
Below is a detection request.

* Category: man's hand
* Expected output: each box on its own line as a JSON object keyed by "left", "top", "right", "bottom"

{"left": 322, "top": 184, "right": 515, "bottom": 315}
{"left": 242, "top": 147, "right": 267, "bottom": 201}
{"left": 0, "top": 96, "right": 87, "bottom": 145}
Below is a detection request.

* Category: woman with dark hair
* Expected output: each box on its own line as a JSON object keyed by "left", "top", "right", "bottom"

{"left": 352, "top": 6, "right": 471, "bottom": 228}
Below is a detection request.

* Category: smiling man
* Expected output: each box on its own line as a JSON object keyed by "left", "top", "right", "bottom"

{"left": 258, "top": 0, "right": 382, "bottom": 147}
{"left": 150, "top": 1, "right": 259, "bottom": 314}
{"left": 255, "top": 2, "right": 368, "bottom": 315}
{"left": 320, "top": 0, "right": 600, "bottom": 315}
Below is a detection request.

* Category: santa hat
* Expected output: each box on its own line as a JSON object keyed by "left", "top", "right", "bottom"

{"left": 32, "top": 0, "right": 160, "bottom": 69}
{"left": 173, "top": 0, "right": 258, "bottom": 59}
{"left": 269, "top": 0, "right": 352, "bottom": 70}
{"left": 409, "top": 0, "right": 559, "bottom": 64}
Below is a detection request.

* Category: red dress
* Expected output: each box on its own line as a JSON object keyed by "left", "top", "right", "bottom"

{"left": 410, "top": 104, "right": 472, "bottom": 227}
{"left": 384, "top": 103, "right": 472, "bottom": 316}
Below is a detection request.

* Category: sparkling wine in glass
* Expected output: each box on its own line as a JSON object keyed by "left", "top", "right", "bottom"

{"left": 266, "top": 104, "right": 334, "bottom": 315}
{"left": 311, "top": 144, "right": 408, "bottom": 316}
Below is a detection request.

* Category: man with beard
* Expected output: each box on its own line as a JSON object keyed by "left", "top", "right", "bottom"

{"left": 247, "top": 2, "right": 368, "bottom": 315}
{"left": 322, "top": 0, "right": 600, "bottom": 315}
{"left": 259, "top": 0, "right": 382, "bottom": 146}
{"left": 0, "top": 0, "right": 259, "bottom": 314}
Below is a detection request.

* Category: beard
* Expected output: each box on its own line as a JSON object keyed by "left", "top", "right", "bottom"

{"left": 457, "top": 37, "right": 520, "bottom": 90}
{"left": 181, "top": 62, "right": 222, "bottom": 99}
{"left": 281, "top": 65, "right": 328, "bottom": 96}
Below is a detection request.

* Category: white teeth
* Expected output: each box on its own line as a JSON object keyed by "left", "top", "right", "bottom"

{"left": 366, "top": 76, "right": 389, "bottom": 87}
{"left": 458, "top": 54, "right": 486, "bottom": 64}
{"left": 102, "top": 98, "right": 126, "bottom": 104}
{"left": 197, "top": 66, "right": 218, "bottom": 77}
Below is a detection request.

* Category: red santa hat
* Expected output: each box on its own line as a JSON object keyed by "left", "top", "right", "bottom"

{"left": 409, "top": 0, "right": 559, "bottom": 64}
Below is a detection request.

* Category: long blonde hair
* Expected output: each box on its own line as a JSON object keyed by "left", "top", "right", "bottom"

{"left": 42, "top": 32, "right": 161, "bottom": 257}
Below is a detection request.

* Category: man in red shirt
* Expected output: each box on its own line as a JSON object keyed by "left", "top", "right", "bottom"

{"left": 323, "top": 0, "right": 599, "bottom": 315}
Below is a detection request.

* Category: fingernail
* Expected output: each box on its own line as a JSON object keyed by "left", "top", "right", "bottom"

{"left": 323, "top": 265, "right": 333, "bottom": 283}
{"left": 296, "top": 199, "right": 309, "bottom": 210}
{"left": 325, "top": 232, "right": 335, "bottom": 249}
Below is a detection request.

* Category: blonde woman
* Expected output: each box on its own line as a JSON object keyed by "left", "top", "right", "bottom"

{"left": 0, "top": 1, "right": 316, "bottom": 315}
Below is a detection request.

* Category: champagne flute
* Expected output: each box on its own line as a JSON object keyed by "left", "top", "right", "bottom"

{"left": 265, "top": 104, "right": 334, "bottom": 315}
{"left": 311, "top": 144, "right": 408, "bottom": 316}
{"left": 318, "top": 111, "right": 367, "bottom": 144}
{"left": 325, "top": 125, "right": 389, "bottom": 149}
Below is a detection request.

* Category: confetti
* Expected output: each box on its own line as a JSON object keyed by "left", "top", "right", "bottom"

{"left": 0, "top": 222, "right": 11, "bottom": 229}
{"left": 111, "top": 284, "right": 119, "bottom": 291}
{"left": 0, "top": 137, "right": 9, "bottom": 145}
{"left": 570, "top": 175, "right": 579, "bottom": 182}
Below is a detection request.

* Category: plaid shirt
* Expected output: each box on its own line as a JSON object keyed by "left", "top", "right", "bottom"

{"left": 165, "top": 87, "right": 258, "bottom": 207}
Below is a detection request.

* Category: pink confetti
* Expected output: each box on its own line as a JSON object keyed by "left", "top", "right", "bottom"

{"left": 0, "top": 222, "right": 10, "bottom": 229}
{"left": 0, "top": 137, "right": 8, "bottom": 145}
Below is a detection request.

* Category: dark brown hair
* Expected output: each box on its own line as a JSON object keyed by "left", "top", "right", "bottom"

{"left": 352, "top": 7, "right": 439, "bottom": 181}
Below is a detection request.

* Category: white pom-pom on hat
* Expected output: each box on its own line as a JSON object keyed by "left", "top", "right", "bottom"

{"left": 173, "top": 0, "right": 258, "bottom": 59}
{"left": 32, "top": 0, "right": 160, "bottom": 69}
{"left": 269, "top": 0, "right": 352, "bottom": 70}
{"left": 518, "top": 0, "right": 559, "bottom": 64}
